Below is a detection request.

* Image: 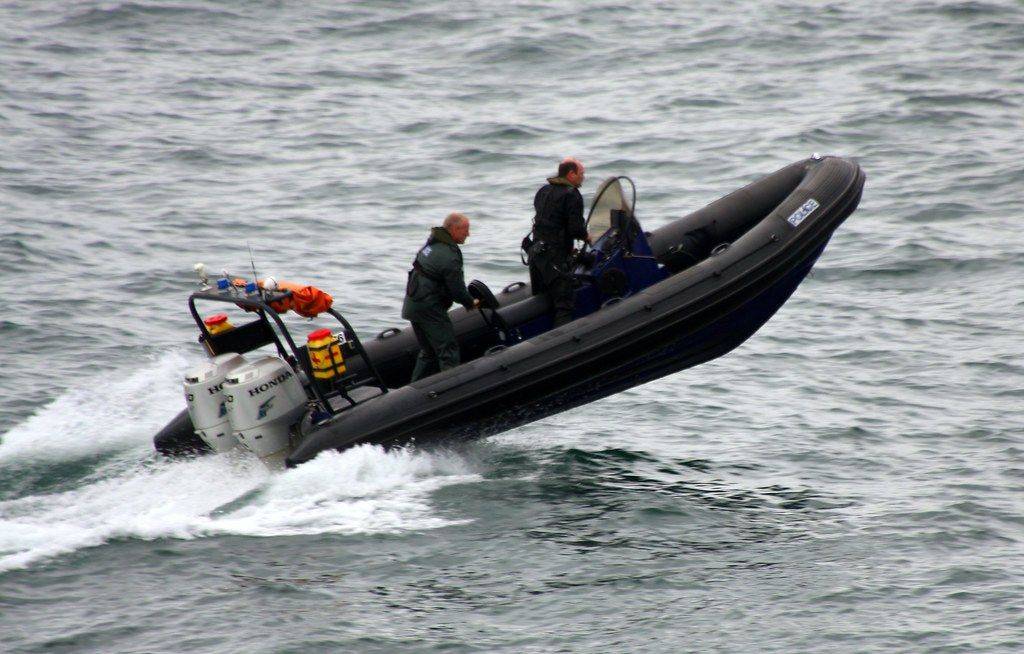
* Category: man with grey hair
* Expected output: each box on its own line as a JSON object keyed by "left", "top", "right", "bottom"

{"left": 402, "top": 212, "right": 479, "bottom": 381}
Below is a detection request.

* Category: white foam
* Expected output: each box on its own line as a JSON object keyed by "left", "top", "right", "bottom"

{"left": 0, "top": 444, "right": 478, "bottom": 572}
{"left": 0, "top": 350, "right": 481, "bottom": 572}
{"left": 200, "top": 445, "right": 477, "bottom": 537}
{"left": 0, "top": 350, "right": 196, "bottom": 463}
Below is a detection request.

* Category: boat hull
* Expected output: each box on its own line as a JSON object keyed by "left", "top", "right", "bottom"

{"left": 154, "top": 155, "right": 866, "bottom": 465}
{"left": 286, "top": 156, "right": 865, "bottom": 466}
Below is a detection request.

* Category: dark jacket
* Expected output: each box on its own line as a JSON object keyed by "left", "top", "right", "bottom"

{"left": 402, "top": 227, "right": 474, "bottom": 322}
{"left": 532, "top": 176, "right": 587, "bottom": 258}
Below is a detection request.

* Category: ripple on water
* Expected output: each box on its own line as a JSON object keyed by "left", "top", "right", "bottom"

{"left": 1, "top": 1, "right": 1022, "bottom": 651}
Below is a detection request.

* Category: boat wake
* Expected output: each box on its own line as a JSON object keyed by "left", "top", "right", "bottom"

{"left": 0, "top": 350, "right": 194, "bottom": 464}
{"left": 0, "top": 354, "right": 480, "bottom": 573}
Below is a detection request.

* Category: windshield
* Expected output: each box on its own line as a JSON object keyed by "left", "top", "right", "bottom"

{"left": 586, "top": 176, "right": 634, "bottom": 242}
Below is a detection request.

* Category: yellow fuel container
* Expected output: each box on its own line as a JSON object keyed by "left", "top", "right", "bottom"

{"left": 307, "top": 329, "right": 346, "bottom": 379}
{"left": 203, "top": 314, "right": 234, "bottom": 335}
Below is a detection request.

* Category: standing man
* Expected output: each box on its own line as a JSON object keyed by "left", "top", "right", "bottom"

{"left": 528, "top": 157, "right": 591, "bottom": 327}
{"left": 402, "top": 212, "right": 480, "bottom": 382}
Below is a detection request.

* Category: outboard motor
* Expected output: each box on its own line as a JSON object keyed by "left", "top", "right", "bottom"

{"left": 183, "top": 353, "right": 248, "bottom": 453}
{"left": 223, "top": 356, "right": 308, "bottom": 465}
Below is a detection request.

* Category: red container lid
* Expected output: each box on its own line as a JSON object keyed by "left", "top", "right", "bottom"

{"left": 204, "top": 314, "right": 229, "bottom": 326}
{"left": 307, "top": 328, "right": 332, "bottom": 341}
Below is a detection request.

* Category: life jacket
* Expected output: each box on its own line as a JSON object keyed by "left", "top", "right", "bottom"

{"left": 405, "top": 228, "right": 462, "bottom": 305}
{"left": 266, "top": 280, "right": 332, "bottom": 317}
{"left": 532, "top": 177, "right": 584, "bottom": 256}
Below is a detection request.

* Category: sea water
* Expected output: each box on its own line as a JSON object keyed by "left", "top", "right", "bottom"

{"left": 1, "top": 1, "right": 1022, "bottom": 652}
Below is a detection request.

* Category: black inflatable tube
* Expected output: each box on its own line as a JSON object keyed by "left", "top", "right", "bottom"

{"left": 155, "top": 156, "right": 865, "bottom": 463}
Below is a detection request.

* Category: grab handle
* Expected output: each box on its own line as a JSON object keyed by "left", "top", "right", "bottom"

{"left": 376, "top": 327, "right": 402, "bottom": 340}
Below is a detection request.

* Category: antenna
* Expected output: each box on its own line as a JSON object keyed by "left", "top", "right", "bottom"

{"left": 247, "top": 242, "right": 261, "bottom": 297}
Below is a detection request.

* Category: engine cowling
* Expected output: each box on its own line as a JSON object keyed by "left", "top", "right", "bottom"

{"left": 183, "top": 353, "right": 248, "bottom": 453}
{"left": 223, "top": 356, "right": 308, "bottom": 465}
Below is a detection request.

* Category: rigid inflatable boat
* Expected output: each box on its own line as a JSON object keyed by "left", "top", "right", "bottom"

{"left": 154, "top": 155, "right": 865, "bottom": 467}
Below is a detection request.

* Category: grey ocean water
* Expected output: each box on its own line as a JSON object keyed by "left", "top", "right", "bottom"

{"left": 1, "top": 1, "right": 1022, "bottom": 652}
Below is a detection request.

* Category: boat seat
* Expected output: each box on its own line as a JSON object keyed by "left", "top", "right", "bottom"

{"left": 660, "top": 228, "right": 714, "bottom": 272}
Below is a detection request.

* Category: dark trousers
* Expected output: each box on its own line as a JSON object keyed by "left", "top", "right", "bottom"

{"left": 410, "top": 318, "right": 460, "bottom": 382}
{"left": 529, "top": 251, "right": 575, "bottom": 327}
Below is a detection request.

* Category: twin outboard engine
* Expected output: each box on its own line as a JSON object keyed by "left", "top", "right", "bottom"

{"left": 183, "top": 353, "right": 248, "bottom": 453}
{"left": 222, "top": 356, "right": 308, "bottom": 466}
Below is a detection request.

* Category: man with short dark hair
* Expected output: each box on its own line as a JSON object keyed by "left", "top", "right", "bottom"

{"left": 402, "top": 212, "right": 479, "bottom": 381}
{"left": 528, "top": 157, "right": 591, "bottom": 327}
